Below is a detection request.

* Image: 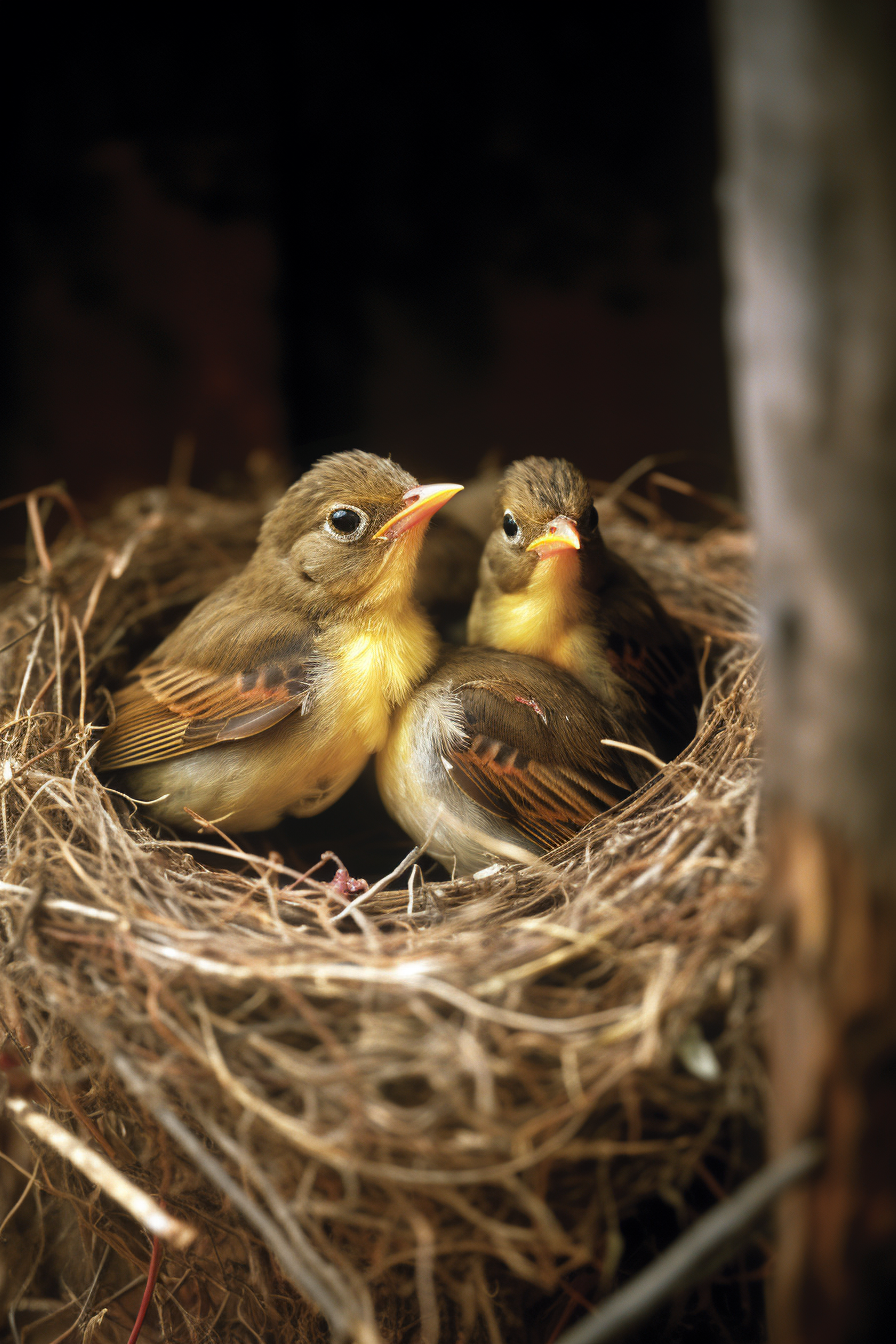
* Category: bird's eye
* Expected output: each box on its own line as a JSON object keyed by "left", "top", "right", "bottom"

{"left": 326, "top": 506, "right": 369, "bottom": 541}
{"left": 503, "top": 511, "right": 520, "bottom": 540}
{"left": 331, "top": 509, "right": 361, "bottom": 533}
{"left": 581, "top": 503, "right": 598, "bottom": 533}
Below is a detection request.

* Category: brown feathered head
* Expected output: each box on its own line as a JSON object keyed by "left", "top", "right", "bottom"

{"left": 481, "top": 456, "right": 607, "bottom": 593}
{"left": 248, "top": 451, "right": 462, "bottom": 614}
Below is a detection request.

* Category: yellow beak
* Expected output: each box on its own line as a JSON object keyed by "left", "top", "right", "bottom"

{"left": 526, "top": 516, "right": 581, "bottom": 557}
{"left": 374, "top": 482, "right": 464, "bottom": 540}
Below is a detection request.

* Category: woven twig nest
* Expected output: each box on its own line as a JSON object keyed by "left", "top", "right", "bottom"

{"left": 0, "top": 485, "right": 765, "bottom": 1343}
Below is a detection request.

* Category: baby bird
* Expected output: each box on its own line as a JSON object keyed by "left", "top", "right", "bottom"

{"left": 467, "top": 457, "right": 699, "bottom": 761}
{"left": 97, "top": 451, "right": 461, "bottom": 831}
{"left": 377, "top": 645, "right": 654, "bottom": 876}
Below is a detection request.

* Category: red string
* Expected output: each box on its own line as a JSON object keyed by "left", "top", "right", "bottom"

{"left": 126, "top": 1236, "right": 163, "bottom": 1344}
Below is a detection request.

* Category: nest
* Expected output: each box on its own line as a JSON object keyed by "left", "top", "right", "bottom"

{"left": 0, "top": 482, "right": 766, "bottom": 1344}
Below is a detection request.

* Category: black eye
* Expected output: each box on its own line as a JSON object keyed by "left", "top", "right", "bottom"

{"left": 329, "top": 508, "right": 363, "bottom": 535}
{"left": 582, "top": 504, "right": 598, "bottom": 533}
{"left": 503, "top": 511, "right": 519, "bottom": 539}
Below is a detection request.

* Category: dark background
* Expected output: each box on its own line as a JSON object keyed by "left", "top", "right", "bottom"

{"left": 2, "top": 6, "right": 732, "bottom": 519}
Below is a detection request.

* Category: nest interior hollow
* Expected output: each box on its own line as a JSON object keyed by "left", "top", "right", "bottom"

{"left": 0, "top": 483, "right": 766, "bottom": 1344}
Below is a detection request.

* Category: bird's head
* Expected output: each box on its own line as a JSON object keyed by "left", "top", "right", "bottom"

{"left": 251, "top": 451, "right": 463, "bottom": 617}
{"left": 485, "top": 456, "right": 606, "bottom": 592}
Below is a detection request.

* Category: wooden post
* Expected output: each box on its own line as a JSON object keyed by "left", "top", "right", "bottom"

{"left": 714, "top": 1, "right": 896, "bottom": 1338}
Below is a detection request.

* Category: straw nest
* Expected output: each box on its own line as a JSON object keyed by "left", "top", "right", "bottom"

{"left": 0, "top": 481, "right": 765, "bottom": 1344}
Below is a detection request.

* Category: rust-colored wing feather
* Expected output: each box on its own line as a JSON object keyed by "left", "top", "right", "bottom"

{"left": 444, "top": 672, "right": 651, "bottom": 850}
{"left": 97, "top": 645, "right": 315, "bottom": 771}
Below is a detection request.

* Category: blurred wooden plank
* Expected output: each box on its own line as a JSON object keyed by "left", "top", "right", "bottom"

{"left": 716, "top": 0, "right": 896, "bottom": 1338}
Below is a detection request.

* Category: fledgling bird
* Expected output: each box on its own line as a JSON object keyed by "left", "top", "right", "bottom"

{"left": 96, "top": 452, "right": 462, "bottom": 831}
{"left": 466, "top": 457, "right": 700, "bottom": 761}
{"left": 377, "top": 645, "right": 655, "bottom": 876}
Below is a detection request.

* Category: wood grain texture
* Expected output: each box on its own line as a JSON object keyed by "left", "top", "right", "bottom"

{"left": 716, "top": 0, "right": 896, "bottom": 1337}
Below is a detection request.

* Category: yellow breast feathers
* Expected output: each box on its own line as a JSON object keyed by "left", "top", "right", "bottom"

{"left": 483, "top": 554, "right": 592, "bottom": 667}
{"left": 328, "top": 607, "right": 439, "bottom": 754}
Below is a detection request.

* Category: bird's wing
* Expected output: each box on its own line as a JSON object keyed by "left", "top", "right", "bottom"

{"left": 444, "top": 675, "right": 648, "bottom": 851}
{"left": 600, "top": 562, "right": 700, "bottom": 754}
{"left": 607, "top": 627, "right": 697, "bottom": 719}
{"left": 97, "top": 636, "right": 316, "bottom": 771}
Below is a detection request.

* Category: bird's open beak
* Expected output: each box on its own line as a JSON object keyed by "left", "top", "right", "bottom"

{"left": 374, "top": 482, "right": 464, "bottom": 540}
{"left": 526, "top": 516, "right": 581, "bottom": 557}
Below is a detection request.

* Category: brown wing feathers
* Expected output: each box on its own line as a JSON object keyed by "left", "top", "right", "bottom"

{"left": 605, "top": 627, "right": 698, "bottom": 755}
{"left": 97, "top": 655, "right": 313, "bottom": 770}
{"left": 599, "top": 559, "right": 700, "bottom": 756}
{"left": 444, "top": 670, "right": 649, "bottom": 848}
{"left": 448, "top": 733, "right": 617, "bottom": 849}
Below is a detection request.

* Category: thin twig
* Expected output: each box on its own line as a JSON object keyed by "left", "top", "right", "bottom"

{"left": 555, "top": 1140, "right": 824, "bottom": 1344}
{"left": 0, "top": 1160, "right": 39, "bottom": 1236}
{"left": 329, "top": 832, "right": 434, "bottom": 923}
{"left": 25, "top": 492, "right": 54, "bottom": 575}
{"left": 646, "top": 472, "right": 747, "bottom": 526}
{"left": 600, "top": 740, "right": 668, "bottom": 770}
{"left": 70, "top": 615, "right": 88, "bottom": 733}
{"left": 4, "top": 1097, "right": 195, "bottom": 1249}
{"left": 37, "top": 1274, "right": 147, "bottom": 1344}
{"left": 13, "top": 599, "right": 48, "bottom": 720}
{"left": 0, "top": 615, "right": 50, "bottom": 657}
{"left": 600, "top": 452, "right": 697, "bottom": 505}
{"left": 0, "top": 485, "right": 84, "bottom": 529}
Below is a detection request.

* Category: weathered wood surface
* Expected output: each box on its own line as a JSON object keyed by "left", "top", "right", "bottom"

{"left": 715, "top": 1, "right": 896, "bottom": 1338}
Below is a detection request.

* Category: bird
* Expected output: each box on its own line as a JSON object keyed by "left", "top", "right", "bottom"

{"left": 377, "top": 645, "right": 655, "bottom": 876}
{"left": 466, "top": 456, "right": 700, "bottom": 761}
{"left": 96, "top": 451, "right": 462, "bottom": 832}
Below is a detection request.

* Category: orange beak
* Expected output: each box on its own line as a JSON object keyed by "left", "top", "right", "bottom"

{"left": 374, "top": 482, "right": 464, "bottom": 540}
{"left": 526, "top": 515, "right": 581, "bottom": 557}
